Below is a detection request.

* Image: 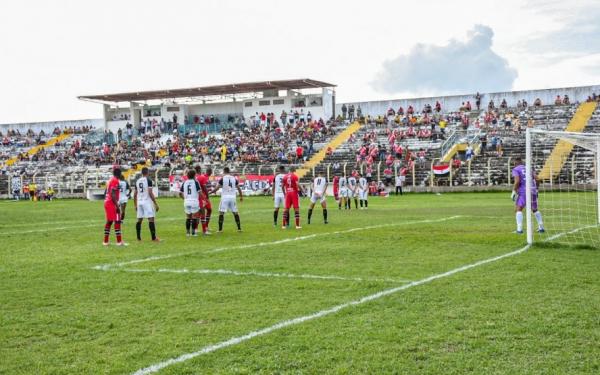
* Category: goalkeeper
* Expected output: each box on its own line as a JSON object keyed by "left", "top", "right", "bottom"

{"left": 511, "top": 157, "right": 545, "bottom": 234}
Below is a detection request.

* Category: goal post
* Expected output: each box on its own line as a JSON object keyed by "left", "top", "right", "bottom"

{"left": 526, "top": 128, "right": 600, "bottom": 246}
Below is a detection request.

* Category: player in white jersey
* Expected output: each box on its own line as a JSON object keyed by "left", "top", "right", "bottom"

{"left": 358, "top": 173, "right": 369, "bottom": 209}
{"left": 179, "top": 169, "right": 201, "bottom": 236}
{"left": 308, "top": 172, "right": 329, "bottom": 224}
{"left": 118, "top": 175, "right": 130, "bottom": 222}
{"left": 338, "top": 174, "right": 348, "bottom": 210}
{"left": 347, "top": 174, "right": 358, "bottom": 209}
{"left": 134, "top": 167, "right": 160, "bottom": 242}
{"left": 211, "top": 167, "right": 243, "bottom": 232}
{"left": 272, "top": 165, "right": 286, "bottom": 226}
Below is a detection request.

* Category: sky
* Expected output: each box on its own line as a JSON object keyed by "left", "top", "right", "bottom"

{"left": 1, "top": 0, "right": 599, "bottom": 124}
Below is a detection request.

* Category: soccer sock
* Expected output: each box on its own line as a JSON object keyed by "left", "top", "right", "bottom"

{"left": 323, "top": 209, "right": 328, "bottom": 222}
{"left": 200, "top": 212, "right": 207, "bottom": 233}
{"left": 206, "top": 208, "right": 212, "bottom": 226}
{"left": 365, "top": 200, "right": 368, "bottom": 208}
{"left": 273, "top": 209, "right": 279, "bottom": 225}
{"left": 218, "top": 214, "right": 224, "bottom": 231}
{"left": 307, "top": 208, "right": 313, "bottom": 223}
{"left": 516, "top": 211, "right": 523, "bottom": 232}
{"left": 136, "top": 221, "right": 142, "bottom": 240}
{"left": 535, "top": 211, "right": 544, "bottom": 228}
{"left": 104, "top": 221, "right": 112, "bottom": 243}
{"left": 354, "top": 198, "right": 358, "bottom": 209}
{"left": 295, "top": 210, "right": 300, "bottom": 227}
{"left": 192, "top": 218, "right": 199, "bottom": 234}
{"left": 115, "top": 221, "right": 122, "bottom": 243}
{"left": 360, "top": 199, "right": 363, "bottom": 207}
{"left": 234, "top": 213, "right": 241, "bottom": 230}
{"left": 149, "top": 221, "right": 156, "bottom": 240}
{"left": 283, "top": 210, "right": 289, "bottom": 226}
{"left": 186, "top": 219, "right": 191, "bottom": 234}
{"left": 121, "top": 208, "right": 126, "bottom": 221}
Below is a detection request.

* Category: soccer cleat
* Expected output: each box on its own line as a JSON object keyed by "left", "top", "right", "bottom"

{"left": 514, "top": 230, "right": 524, "bottom": 234}
{"left": 296, "top": 226, "right": 302, "bottom": 229}
{"left": 192, "top": 233, "right": 198, "bottom": 237}
{"left": 217, "top": 230, "right": 223, "bottom": 234}
{"left": 538, "top": 228, "right": 546, "bottom": 233}
{"left": 115, "top": 242, "right": 129, "bottom": 246}
{"left": 324, "top": 221, "right": 329, "bottom": 224}
{"left": 152, "top": 237, "right": 161, "bottom": 243}
{"left": 237, "top": 229, "right": 242, "bottom": 232}
{"left": 102, "top": 242, "right": 109, "bottom": 246}
{"left": 281, "top": 226, "right": 287, "bottom": 229}
{"left": 186, "top": 232, "right": 191, "bottom": 237}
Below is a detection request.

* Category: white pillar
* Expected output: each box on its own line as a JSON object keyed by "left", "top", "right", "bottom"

{"left": 525, "top": 128, "right": 533, "bottom": 244}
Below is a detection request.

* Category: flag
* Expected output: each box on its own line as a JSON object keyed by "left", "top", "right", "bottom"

{"left": 432, "top": 164, "right": 450, "bottom": 175}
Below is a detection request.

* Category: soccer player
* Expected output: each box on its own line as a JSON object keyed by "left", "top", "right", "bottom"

{"left": 308, "top": 172, "right": 328, "bottom": 224}
{"left": 338, "top": 173, "right": 348, "bottom": 210}
{"left": 282, "top": 169, "right": 304, "bottom": 229}
{"left": 358, "top": 173, "right": 369, "bottom": 209}
{"left": 180, "top": 169, "right": 201, "bottom": 236}
{"left": 511, "top": 157, "right": 545, "bottom": 234}
{"left": 272, "top": 165, "right": 286, "bottom": 226}
{"left": 211, "top": 167, "right": 243, "bottom": 232}
{"left": 134, "top": 167, "right": 160, "bottom": 242}
{"left": 194, "top": 165, "right": 211, "bottom": 235}
{"left": 348, "top": 173, "right": 358, "bottom": 209}
{"left": 332, "top": 174, "right": 340, "bottom": 209}
{"left": 200, "top": 167, "right": 214, "bottom": 231}
{"left": 103, "top": 167, "right": 126, "bottom": 246}
{"left": 118, "top": 174, "right": 130, "bottom": 222}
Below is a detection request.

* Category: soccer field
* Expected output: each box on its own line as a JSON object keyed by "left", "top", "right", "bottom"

{"left": 1, "top": 192, "right": 599, "bottom": 374}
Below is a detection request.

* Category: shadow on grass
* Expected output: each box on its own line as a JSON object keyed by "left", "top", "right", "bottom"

{"left": 533, "top": 242, "right": 599, "bottom": 251}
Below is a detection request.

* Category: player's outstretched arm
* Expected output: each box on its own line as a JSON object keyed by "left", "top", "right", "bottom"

{"left": 237, "top": 186, "right": 244, "bottom": 202}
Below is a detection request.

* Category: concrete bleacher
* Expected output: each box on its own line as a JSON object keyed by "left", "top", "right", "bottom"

{"left": 452, "top": 103, "right": 600, "bottom": 187}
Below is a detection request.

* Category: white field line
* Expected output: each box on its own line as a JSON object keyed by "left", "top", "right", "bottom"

{"left": 108, "top": 267, "right": 412, "bottom": 284}
{"left": 544, "top": 224, "right": 598, "bottom": 242}
{"left": 93, "top": 216, "right": 462, "bottom": 271}
{"left": 131, "top": 242, "right": 531, "bottom": 375}
{"left": 0, "top": 209, "right": 270, "bottom": 234}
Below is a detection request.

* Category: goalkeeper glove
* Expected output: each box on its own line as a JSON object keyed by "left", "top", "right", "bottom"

{"left": 511, "top": 191, "right": 516, "bottom": 201}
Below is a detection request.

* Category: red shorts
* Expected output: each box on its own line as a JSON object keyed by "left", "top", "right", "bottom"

{"left": 333, "top": 189, "right": 339, "bottom": 200}
{"left": 202, "top": 198, "right": 212, "bottom": 210}
{"left": 104, "top": 201, "right": 119, "bottom": 222}
{"left": 285, "top": 192, "right": 299, "bottom": 210}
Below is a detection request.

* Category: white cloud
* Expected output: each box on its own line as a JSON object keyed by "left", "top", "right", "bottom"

{"left": 371, "top": 25, "right": 518, "bottom": 96}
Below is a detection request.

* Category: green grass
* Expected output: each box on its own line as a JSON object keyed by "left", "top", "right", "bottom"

{"left": 1, "top": 192, "right": 599, "bottom": 374}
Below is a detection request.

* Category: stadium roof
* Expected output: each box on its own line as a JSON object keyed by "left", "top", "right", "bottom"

{"left": 78, "top": 78, "right": 336, "bottom": 103}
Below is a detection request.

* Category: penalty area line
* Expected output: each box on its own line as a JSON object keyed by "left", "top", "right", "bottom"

{"left": 93, "top": 215, "right": 462, "bottom": 270}
{"left": 104, "top": 267, "right": 413, "bottom": 284}
{"left": 131, "top": 242, "right": 531, "bottom": 375}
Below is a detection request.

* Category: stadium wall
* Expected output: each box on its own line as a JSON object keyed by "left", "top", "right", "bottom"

{"left": 336, "top": 84, "right": 600, "bottom": 116}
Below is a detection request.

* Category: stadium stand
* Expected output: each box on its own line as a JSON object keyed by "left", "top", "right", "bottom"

{"left": 2, "top": 86, "right": 600, "bottom": 198}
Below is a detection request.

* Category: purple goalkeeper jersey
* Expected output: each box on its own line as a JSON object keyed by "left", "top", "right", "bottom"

{"left": 512, "top": 165, "right": 537, "bottom": 194}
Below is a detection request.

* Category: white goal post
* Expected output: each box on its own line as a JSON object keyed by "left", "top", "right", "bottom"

{"left": 526, "top": 128, "right": 600, "bottom": 246}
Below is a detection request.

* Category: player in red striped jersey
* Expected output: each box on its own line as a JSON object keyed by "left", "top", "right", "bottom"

{"left": 103, "top": 167, "right": 127, "bottom": 246}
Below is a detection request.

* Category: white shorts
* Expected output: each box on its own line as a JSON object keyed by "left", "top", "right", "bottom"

{"left": 274, "top": 193, "right": 285, "bottom": 208}
{"left": 118, "top": 198, "right": 128, "bottom": 206}
{"left": 339, "top": 187, "right": 348, "bottom": 198}
{"left": 184, "top": 200, "right": 200, "bottom": 215}
{"left": 358, "top": 190, "right": 368, "bottom": 200}
{"left": 219, "top": 196, "right": 238, "bottom": 213}
{"left": 347, "top": 189, "right": 355, "bottom": 198}
{"left": 310, "top": 192, "right": 327, "bottom": 204}
{"left": 137, "top": 201, "right": 155, "bottom": 218}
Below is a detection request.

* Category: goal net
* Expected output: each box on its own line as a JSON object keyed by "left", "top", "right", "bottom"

{"left": 526, "top": 129, "right": 600, "bottom": 246}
